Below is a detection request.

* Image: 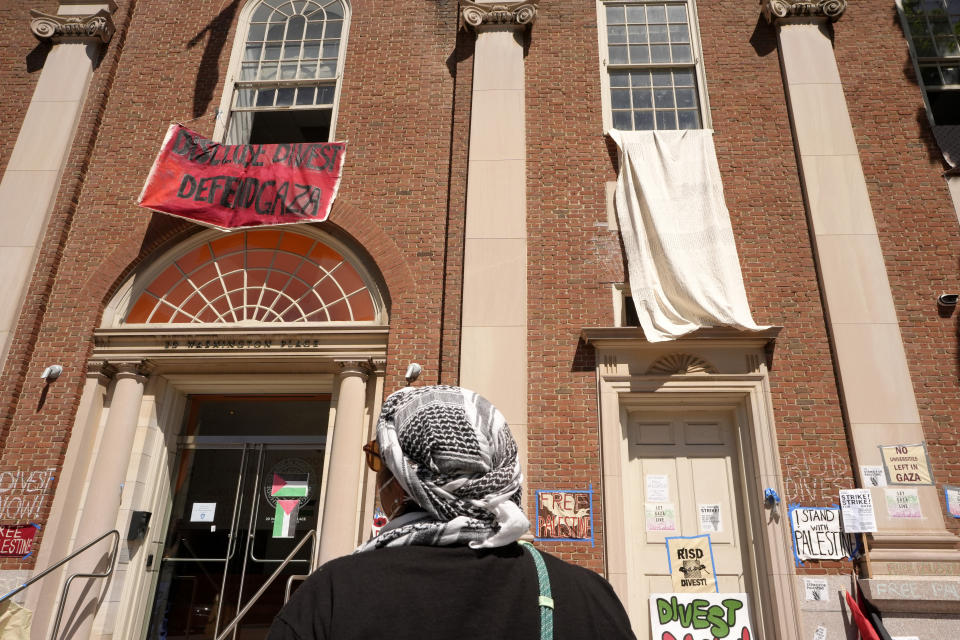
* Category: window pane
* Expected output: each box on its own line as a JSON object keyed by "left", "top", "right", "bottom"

{"left": 283, "top": 42, "right": 300, "bottom": 58}
{"left": 675, "top": 87, "right": 696, "bottom": 108}
{"left": 647, "top": 5, "right": 667, "bottom": 23}
{"left": 612, "top": 110, "right": 633, "bottom": 129}
{"left": 326, "top": 20, "right": 343, "bottom": 38}
{"left": 276, "top": 87, "right": 295, "bottom": 106}
{"left": 612, "top": 88, "right": 631, "bottom": 109}
{"left": 629, "top": 45, "right": 650, "bottom": 63}
{"left": 286, "top": 15, "right": 306, "bottom": 40}
{"left": 915, "top": 37, "right": 937, "bottom": 56}
{"left": 632, "top": 88, "right": 653, "bottom": 108}
{"left": 316, "top": 85, "right": 336, "bottom": 104}
{"left": 296, "top": 87, "right": 317, "bottom": 105}
{"left": 634, "top": 111, "right": 655, "bottom": 130}
{"left": 252, "top": 4, "right": 273, "bottom": 21}
{"left": 652, "top": 70, "right": 672, "bottom": 86}
{"left": 291, "top": 0, "right": 308, "bottom": 13}
{"left": 674, "top": 69, "right": 694, "bottom": 86}
{"left": 609, "top": 45, "right": 629, "bottom": 64}
{"left": 325, "top": 1, "right": 345, "bottom": 19}
{"left": 299, "top": 62, "right": 317, "bottom": 78}
{"left": 669, "top": 24, "right": 689, "bottom": 42}
{"left": 264, "top": 43, "right": 281, "bottom": 60}
{"left": 303, "top": 41, "right": 321, "bottom": 58}
{"left": 921, "top": 65, "right": 943, "bottom": 85}
{"left": 317, "top": 62, "right": 336, "bottom": 78}
{"left": 667, "top": 4, "right": 688, "bottom": 23}
{"left": 608, "top": 25, "right": 627, "bottom": 44}
{"left": 631, "top": 70, "right": 652, "bottom": 86}
{"left": 656, "top": 110, "right": 677, "bottom": 129}
{"left": 267, "top": 23, "right": 285, "bottom": 40}
{"left": 240, "top": 62, "right": 257, "bottom": 80}
{"left": 654, "top": 88, "right": 675, "bottom": 108}
{"left": 648, "top": 24, "right": 668, "bottom": 43}
{"left": 606, "top": 5, "right": 626, "bottom": 25}
{"left": 627, "top": 25, "right": 647, "bottom": 43}
{"left": 306, "top": 20, "right": 325, "bottom": 38}
{"left": 259, "top": 62, "right": 278, "bottom": 80}
{"left": 610, "top": 71, "right": 629, "bottom": 87}
{"left": 625, "top": 5, "right": 645, "bottom": 22}
{"left": 677, "top": 110, "right": 699, "bottom": 129}
{"left": 672, "top": 44, "right": 692, "bottom": 62}
{"left": 650, "top": 44, "right": 670, "bottom": 62}
{"left": 938, "top": 37, "right": 960, "bottom": 56}
{"left": 248, "top": 23, "right": 266, "bottom": 41}
{"left": 280, "top": 62, "right": 298, "bottom": 79}
{"left": 236, "top": 88, "right": 255, "bottom": 108}
{"left": 943, "top": 65, "right": 960, "bottom": 84}
{"left": 256, "top": 89, "right": 276, "bottom": 107}
{"left": 244, "top": 44, "right": 261, "bottom": 61}
{"left": 323, "top": 41, "right": 340, "bottom": 58}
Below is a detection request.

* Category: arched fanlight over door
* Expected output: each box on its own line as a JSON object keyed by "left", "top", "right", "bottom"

{"left": 124, "top": 228, "right": 377, "bottom": 324}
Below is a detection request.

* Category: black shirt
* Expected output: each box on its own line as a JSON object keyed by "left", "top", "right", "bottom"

{"left": 267, "top": 543, "right": 636, "bottom": 640}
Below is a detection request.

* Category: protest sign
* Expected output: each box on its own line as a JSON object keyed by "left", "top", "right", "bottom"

{"left": 885, "top": 488, "right": 922, "bottom": 519}
{"left": 138, "top": 124, "right": 346, "bottom": 230}
{"left": 879, "top": 444, "right": 933, "bottom": 485}
{"left": 860, "top": 465, "right": 886, "bottom": 488}
{"left": 0, "top": 524, "right": 38, "bottom": 557}
{"left": 536, "top": 488, "right": 594, "bottom": 543}
{"left": 699, "top": 504, "right": 722, "bottom": 533}
{"left": 646, "top": 502, "right": 677, "bottom": 531}
{"left": 789, "top": 505, "right": 852, "bottom": 564}
{"left": 839, "top": 489, "right": 877, "bottom": 533}
{"left": 666, "top": 534, "right": 717, "bottom": 593}
{"left": 945, "top": 486, "right": 960, "bottom": 519}
{"left": 649, "top": 593, "right": 753, "bottom": 640}
{"left": 804, "top": 578, "right": 828, "bottom": 601}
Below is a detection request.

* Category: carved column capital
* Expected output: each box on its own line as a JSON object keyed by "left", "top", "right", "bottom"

{"left": 30, "top": 8, "right": 116, "bottom": 43}
{"left": 761, "top": 0, "right": 846, "bottom": 23}
{"left": 336, "top": 360, "right": 372, "bottom": 381}
{"left": 460, "top": 1, "right": 538, "bottom": 30}
{"left": 111, "top": 360, "right": 153, "bottom": 381}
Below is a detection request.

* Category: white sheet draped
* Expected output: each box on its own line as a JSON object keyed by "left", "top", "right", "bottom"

{"left": 610, "top": 129, "right": 767, "bottom": 342}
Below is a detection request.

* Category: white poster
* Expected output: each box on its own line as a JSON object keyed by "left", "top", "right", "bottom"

{"left": 646, "top": 502, "right": 677, "bottom": 531}
{"left": 945, "top": 485, "right": 960, "bottom": 519}
{"left": 839, "top": 489, "right": 878, "bottom": 533}
{"left": 789, "top": 506, "right": 848, "bottom": 561}
{"left": 860, "top": 465, "right": 887, "bottom": 488}
{"left": 190, "top": 502, "right": 216, "bottom": 522}
{"left": 699, "top": 504, "right": 722, "bottom": 533}
{"left": 804, "top": 578, "right": 828, "bottom": 601}
{"left": 886, "top": 488, "right": 922, "bottom": 519}
{"left": 650, "top": 593, "right": 753, "bottom": 640}
{"left": 813, "top": 626, "right": 827, "bottom": 640}
{"left": 646, "top": 474, "right": 670, "bottom": 502}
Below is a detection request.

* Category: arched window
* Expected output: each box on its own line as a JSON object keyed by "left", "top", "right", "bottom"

{"left": 218, "top": 0, "right": 350, "bottom": 145}
{"left": 119, "top": 229, "right": 382, "bottom": 325}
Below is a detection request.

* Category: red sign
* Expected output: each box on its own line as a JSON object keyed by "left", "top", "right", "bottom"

{"left": 138, "top": 124, "right": 346, "bottom": 230}
{"left": 0, "top": 524, "right": 38, "bottom": 557}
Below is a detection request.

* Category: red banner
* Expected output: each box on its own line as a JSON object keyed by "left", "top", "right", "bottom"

{"left": 0, "top": 524, "right": 38, "bottom": 557}
{"left": 137, "top": 124, "right": 346, "bottom": 230}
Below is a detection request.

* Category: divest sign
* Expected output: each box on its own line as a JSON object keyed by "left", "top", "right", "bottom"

{"left": 138, "top": 124, "right": 346, "bottom": 230}
{"left": 649, "top": 593, "right": 754, "bottom": 640}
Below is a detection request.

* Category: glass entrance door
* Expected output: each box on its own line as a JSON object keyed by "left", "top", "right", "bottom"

{"left": 147, "top": 396, "right": 329, "bottom": 640}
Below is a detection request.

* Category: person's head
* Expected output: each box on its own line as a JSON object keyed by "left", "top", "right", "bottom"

{"left": 362, "top": 385, "right": 529, "bottom": 549}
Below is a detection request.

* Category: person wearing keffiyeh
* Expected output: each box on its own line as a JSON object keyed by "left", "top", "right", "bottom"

{"left": 268, "top": 385, "right": 636, "bottom": 640}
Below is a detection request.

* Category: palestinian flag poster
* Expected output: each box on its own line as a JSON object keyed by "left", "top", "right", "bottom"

{"left": 271, "top": 473, "right": 309, "bottom": 539}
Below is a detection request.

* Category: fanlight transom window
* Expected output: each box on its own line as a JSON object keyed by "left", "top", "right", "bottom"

{"left": 125, "top": 229, "right": 376, "bottom": 324}
{"left": 237, "top": 0, "right": 347, "bottom": 112}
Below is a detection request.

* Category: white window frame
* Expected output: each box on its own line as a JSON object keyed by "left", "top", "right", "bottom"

{"left": 213, "top": 0, "right": 352, "bottom": 143}
{"left": 596, "top": 0, "right": 712, "bottom": 133}
{"left": 895, "top": 0, "right": 960, "bottom": 128}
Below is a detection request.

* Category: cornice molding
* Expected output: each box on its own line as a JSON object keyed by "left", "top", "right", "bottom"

{"left": 30, "top": 8, "right": 116, "bottom": 43}
{"left": 460, "top": 1, "right": 537, "bottom": 29}
{"left": 761, "top": 0, "right": 846, "bottom": 23}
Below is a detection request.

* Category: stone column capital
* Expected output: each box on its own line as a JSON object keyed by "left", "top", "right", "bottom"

{"left": 460, "top": 1, "right": 538, "bottom": 30}
{"left": 761, "top": 0, "right": 846, "bottom": 23}
{"left": 336, "top": 360, "right": 373, "bottom": 381}
{"left": 111, "top": 360, "right": 152, "bottom": 381}
{"left": 30, "top": 8, "right": 116, "bottom": 43}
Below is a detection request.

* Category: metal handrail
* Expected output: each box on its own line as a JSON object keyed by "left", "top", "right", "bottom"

{"left": 0, "top": 529, "right": 119, "bottom": 607}
{"left": 50, "top": 529, "right": 121, "bottom": 639}
{"left": 214, "top": 529, "right": 316, "bottom": 640}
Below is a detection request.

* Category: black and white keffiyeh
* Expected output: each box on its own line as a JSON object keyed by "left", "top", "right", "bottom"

{"left": 356, "top": 385, "right": 529, "bottom": 552}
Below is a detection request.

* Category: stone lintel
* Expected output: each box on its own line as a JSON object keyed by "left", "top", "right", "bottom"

{"left": 761, "top": 0, "right": 846, "bottom": 23}
{"left": 30, "top": 8, "right": 115, "bottom": 43}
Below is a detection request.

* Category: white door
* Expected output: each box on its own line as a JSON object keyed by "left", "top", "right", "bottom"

{"left": 622, "top": 410, "right": 757, "bottom": 637}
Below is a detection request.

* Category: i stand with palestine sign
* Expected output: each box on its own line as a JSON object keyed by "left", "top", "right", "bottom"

{"left": 138, "top": 124, "right": 346, "bottom": 230}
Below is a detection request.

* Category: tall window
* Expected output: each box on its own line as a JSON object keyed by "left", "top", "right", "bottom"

{"left": 222, "top": 0, "right": 350, "bottom": 144}
{"left": 897, "top": 0, "right": 960, "bottom": 126}
{"left": 598, "top": 1, "right": 708, "bottom": 131}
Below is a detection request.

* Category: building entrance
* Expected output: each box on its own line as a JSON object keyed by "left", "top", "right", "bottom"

{"left": 146, "top": 395, "right": 330, "bottom": 640}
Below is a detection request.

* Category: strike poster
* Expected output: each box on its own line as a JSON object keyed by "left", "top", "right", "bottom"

{"left": 649, "top": 593, "right": 754, "bottom": 640}
{"left": 138, "top": 124, "right": 346, "bottom": 230}
{"left": 666, "top": 534, "right": 717, "bottom": 593}
{"left": 838, "top": 489, "right": 877, "bottom": 533}
{"left": 879, "top": 443, "right": 933, "bottom": 485}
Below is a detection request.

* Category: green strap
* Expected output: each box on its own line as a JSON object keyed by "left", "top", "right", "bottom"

{"left": 519, "top": 541, "right": 554, "bottom": 640}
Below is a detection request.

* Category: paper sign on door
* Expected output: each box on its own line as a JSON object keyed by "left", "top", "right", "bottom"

{"left": 190, "top": 503, "right": 216, "bottom": 522}
{"left": 645, "top": 502, "right": 677, "bottom": 531}
{"left": 665, "top": 534, "right": 717, "bottom": 593}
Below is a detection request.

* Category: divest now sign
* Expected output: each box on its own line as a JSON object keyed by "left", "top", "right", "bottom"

{"left": 138, "top": 124, "right": 346, "bottom": 230}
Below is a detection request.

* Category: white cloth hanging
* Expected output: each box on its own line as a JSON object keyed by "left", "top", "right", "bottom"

{"left": 610, "top": 129, "right": 768, "bottom": 342}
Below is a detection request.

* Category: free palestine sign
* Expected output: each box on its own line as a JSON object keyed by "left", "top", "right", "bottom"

{"left": 138, "top": 124, "right": 346, "bottom": 230}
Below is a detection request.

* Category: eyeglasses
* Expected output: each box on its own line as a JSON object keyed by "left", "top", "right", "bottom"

{"left": 362, "top": 439, "right": 383, "bottom": 472}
